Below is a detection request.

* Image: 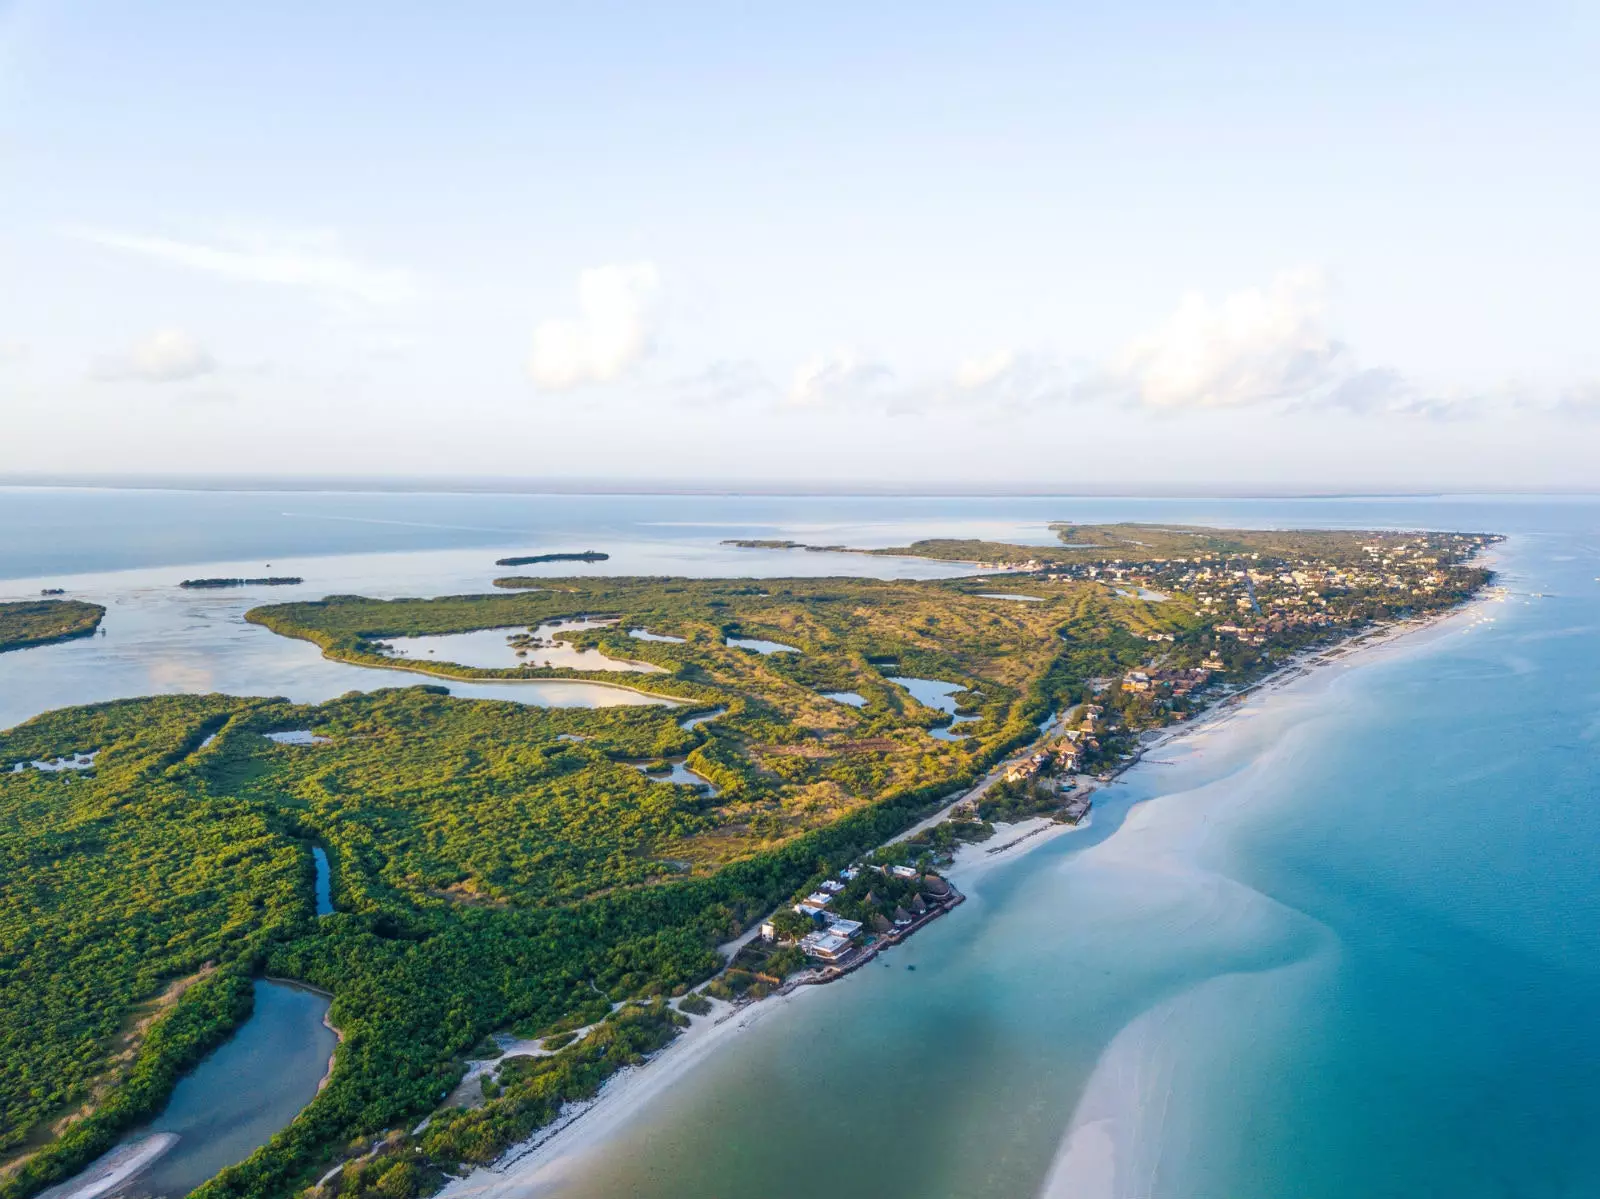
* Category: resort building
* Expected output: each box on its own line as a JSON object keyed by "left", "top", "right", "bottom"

{"left": 800, "top": 931, "right": 854, "bottom": 963}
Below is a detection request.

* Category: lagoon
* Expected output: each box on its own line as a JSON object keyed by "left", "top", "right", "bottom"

{"left": 379, "top": 620, "right": 663, "bottom": 674}
{"left": 64, "top": 981, "right": 338, "bottom": 1199}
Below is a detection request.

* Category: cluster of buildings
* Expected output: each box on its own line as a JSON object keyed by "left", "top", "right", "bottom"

{"left": 761, "top": 861, "right": 957, "bottom": 965}
{"left": 1119, "top": 666, "right": 1212, "bottom": 698}
{"left": 1033, "top": 533, "right": 1488, "bottom": 630}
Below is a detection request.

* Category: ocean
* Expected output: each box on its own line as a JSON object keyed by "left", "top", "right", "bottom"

{"left": 6, "top": 487, "right": 1598, "bottom": 1198}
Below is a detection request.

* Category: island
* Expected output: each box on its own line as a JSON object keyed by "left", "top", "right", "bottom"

{"left": 493, "top": 551, "right": 609, "bottom": 566}
{"left": 0, "top": 524, "right": 1496, "bottom": 1199}
{"left": 0, "top": 599, "right": 105, "bottom": 653}
{"left": 721, "top": 538, "right": 847, "bottom": 552}
{"left": 178, "top": 577, "right": 304, "bottom": 589}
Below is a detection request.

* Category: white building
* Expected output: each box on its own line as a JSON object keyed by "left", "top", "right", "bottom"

{"left": 800, "top": 931, "right": 854, "bottom": 963}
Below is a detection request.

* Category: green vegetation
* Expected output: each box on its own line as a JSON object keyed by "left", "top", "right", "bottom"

{"left": 0, "top": 600, "right": 104, "bottom": 653}
{"left": 676, "top": 992, "right": 711, "bottom": 1017}
{"left": 492, "top": 552, "right": 607, "bottom": 566}
{"left": 1, "top": 527, "right": 1495, "bottom": 1199}
{"left": 180, "top": 579, "right": 303, "bottom": 589}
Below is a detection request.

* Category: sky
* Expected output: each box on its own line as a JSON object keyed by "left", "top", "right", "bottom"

{"left": 1, "top": 0, "right": 1597, "bottom": 489}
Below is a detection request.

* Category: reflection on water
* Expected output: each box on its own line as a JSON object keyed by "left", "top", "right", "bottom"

{"left": 628, "top": 628, "right": 685, "bottom": 644}
{"left": 821, "top": 691, "right": 867, "bottom": 707}
{"left": 726, "top": 636, "right": 800, "bottom": 654}
{"left": 631, "top": 759, "right": 719, "bottom": 795}
{"left": 380, "top": 619, "right": 663, "bottom": 674}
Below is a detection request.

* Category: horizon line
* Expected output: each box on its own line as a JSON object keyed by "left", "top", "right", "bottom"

{"left": 1, "top": 472, "right": 1594, "bottom": 501}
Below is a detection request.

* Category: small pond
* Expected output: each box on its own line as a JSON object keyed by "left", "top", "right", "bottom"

{"left": 726, "top": 636, "right": 800, "bottom": 655}
{"left": 975, "top": 593, "right": 1046, "bottom": 602}
{"left": 631, "top": 760, "right": 720, "bottom": 795}
{"left": 264, "top": 730, "right": 329, "bottom": 746}
{"left": 628, "top": 628, "right": 685, "bottom": 644}
{"left": 10, "top": 751, "right": 98, "bottom": 773}
{"left": 312, "top": 848, "right": 333, "bottom": 916}
{"left": 821, "top": 691, "right": 867, "bottom": 707}
{"left": 886, "top": 676, "right": 981, "bottom": 741}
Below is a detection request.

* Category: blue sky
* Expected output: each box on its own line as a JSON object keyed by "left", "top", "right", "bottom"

{"left": 2, "top": 1, "right": 1597, "bottom": 486}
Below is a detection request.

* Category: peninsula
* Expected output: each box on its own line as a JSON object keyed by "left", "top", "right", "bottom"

{"left": 0, "top": 599, "right": 105, "bottom": 653}
{"left": 0, "top": 524, "right": 1495, "bottom": 1199}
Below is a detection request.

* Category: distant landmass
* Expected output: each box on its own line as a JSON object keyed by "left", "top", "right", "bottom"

{"left": 179, "top": 577, "right": 304, "bottom": 589}
{"left": 494, "top": 551, "right": 609, "bottom": 566}
{"left": 722, "top": 539, "right": 848, "bottom": 552}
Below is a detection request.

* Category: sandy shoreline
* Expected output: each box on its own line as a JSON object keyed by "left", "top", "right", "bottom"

{"left": 436, "top": 989, "right": 813, "bottom": 1199}
{"left": 434, "top": 593, "right": 1499, "bottom": 1197}
{"left": 33, "top": 1134, "right": 179, "bottom": 1199}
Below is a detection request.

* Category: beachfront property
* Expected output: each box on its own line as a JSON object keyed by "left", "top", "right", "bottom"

{"left": 799, "top": 931, "right": 854, "bottom": 963}
{"left": 1005, "top": 751, "right": 1051, "bottom": 783}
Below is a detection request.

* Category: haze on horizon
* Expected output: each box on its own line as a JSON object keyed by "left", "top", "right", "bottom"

{"left": 1, "top": 1, "right": 1596, "bottom": 489}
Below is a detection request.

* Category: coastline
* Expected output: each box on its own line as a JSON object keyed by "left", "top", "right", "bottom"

{"left": 434, "top": 588, "right": 1498, "bottom": 1197}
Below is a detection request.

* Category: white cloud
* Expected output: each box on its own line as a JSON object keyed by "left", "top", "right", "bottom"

{"left": 787, "top": 351, "right": 894, "bottom": 406}
{"left": 94, "top": 329, "right": 216, "bottom": 383}
{"left": 528, "top": 263, "right": 660, "bottom": 391}
{"left": 70, "top": 227, "right": 420, "bottom": 307}
{"left": 1114, "top": 269, "right": 1351, "bottom": 409}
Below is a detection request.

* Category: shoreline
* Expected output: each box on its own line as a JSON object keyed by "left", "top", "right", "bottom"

{"left": 436, "top": 589, "right": 1497, "bottom": 1196}
{"left": 31, "top": 1135, "right": 179, "bottom": 1199}
{"left": 287, "top": 646, "right": 690, "bottom": 706}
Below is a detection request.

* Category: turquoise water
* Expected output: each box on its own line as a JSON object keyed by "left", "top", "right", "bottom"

{"left": 8, "top": 489, "right": 1599, "bottom": 1197}
{"left": 492, "top": 511, "right": 1600, "bottom": 1198}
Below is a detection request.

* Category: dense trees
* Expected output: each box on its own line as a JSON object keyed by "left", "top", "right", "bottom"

{"left": 0, "top": 600, "right": 104, "bottom": 653}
